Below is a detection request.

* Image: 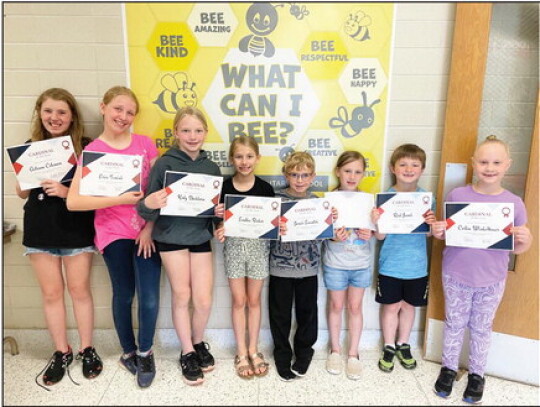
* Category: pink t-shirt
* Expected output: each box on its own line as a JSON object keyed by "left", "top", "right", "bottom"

{"left": 442, "top": 185, "right": 527, "bottom": 287}
{"left": 83, "top": 134, "right": 159, "bottom": 252}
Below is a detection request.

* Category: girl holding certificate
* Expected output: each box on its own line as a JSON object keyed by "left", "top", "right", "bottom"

{"left": 323, "top": 151, "right": 374, "bottom": 380}
{"left": 214, "top": 135, "right": 275, "bottom": 379}
{"left": 17, "top": 88, "right": 102, "bottom": 389}
{"left": 67, "top": 86, "right": 162, "bottom": 389}
{"left": 431, "top": 136, "right": 532, "bottom": 404}
{"left": 137, "top": 107, "right": 222, "bottom": 386}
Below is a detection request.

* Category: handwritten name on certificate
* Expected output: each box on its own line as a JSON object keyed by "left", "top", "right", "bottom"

{"left": 376, "top": 192, "right": 432, "bottom": 234}
{"left": 445, "top": 202, "right": 514, "bottom": 251}
{"left": 280, "top": 198, "right": 334, "bottom": 242}
{"left": 6, "top": 135, "right": 77, "bottom": 190}
{"left": 224, "top": 195, "right": 281, "bottom": 239}
{"left": 79, "top": 151, "right": 142, "bottom": 197}
{"left": 160, "top": 171, "right": 223, "bottom": 217}
{"left": 325, "top": 191, "right": 375, "bottom": 230}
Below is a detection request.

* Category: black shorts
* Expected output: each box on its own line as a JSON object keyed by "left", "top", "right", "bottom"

{"left": 375, "top": 274, "right": 428, "bottom": 306}
{"left": 155, "top": 240, "right": 212, "bottom": 253}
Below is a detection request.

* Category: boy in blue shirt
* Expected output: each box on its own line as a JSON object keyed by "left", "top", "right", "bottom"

{"left": 371, "top": 144, "right": 436, "bottom": 372}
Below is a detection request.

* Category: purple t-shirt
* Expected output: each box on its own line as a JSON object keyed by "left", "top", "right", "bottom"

{"left": 83, "top": 134, "right": 159, "bottom": 252}
{"left": 442, "top": 185, "right": 527, "bottom": 287}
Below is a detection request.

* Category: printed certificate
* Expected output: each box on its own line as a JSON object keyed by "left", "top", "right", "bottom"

{"left": 280, "top": 198, "right": 334, "bottom": 242}
{"left": 325, "top": 191, "right": 376, "bottom": 230}
{"left": 160, "top": 171, "right": 223, "bottom": 217}
{"left": 376, "top": 192, "right": 432, "bottom": 234}
{"left": 445, "top": 202, "right": 514, "bottom": 250}
{"left": 6, "top": 135, "right": 77, "bottom": 190}
{"left": 79, "top": 151, "right": 142, "bottom": 196}
{"left": 224, "top": 195, "right": 281, "bottom": 239}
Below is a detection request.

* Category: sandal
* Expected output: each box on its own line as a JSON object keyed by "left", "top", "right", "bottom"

{"left": 234, "top": 355, "right": 254, "bottom": 380}
{"left": 249, "top": 352, "right": 270, "bottom": 377}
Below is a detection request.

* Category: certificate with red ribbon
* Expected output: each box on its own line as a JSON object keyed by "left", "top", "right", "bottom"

{"left": 445, "top": 202, "right": 514, "bottom": 250}
{"left": 6, "top": 135, "right": 77, "bottom": 190}
{"left": 80, "top": 151, "right": 142, "bottom": 196}
{"left": 224, "top": 194, "right": 281, "bottom": 239}
{"left": 280, "top": 198, "right": 334, "bottom": 242}
{"left": 376, "top": 192, "right": 432, "bottom": 234}
{"left": 160, "top": 171, "right": 223, "bottom": 217}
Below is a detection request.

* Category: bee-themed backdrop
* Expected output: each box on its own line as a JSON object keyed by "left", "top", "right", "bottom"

{"left": 124, "top": 2, "right": 394, "bottom": 193}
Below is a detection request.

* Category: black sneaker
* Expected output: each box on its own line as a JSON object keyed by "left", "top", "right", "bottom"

{"left": 194, "top": 341, "right": 215, "bottom": 372}
{"left": 434, "top": 366, "right": 458, "bottom": 398}
{"left": 463, "top": 373, "right": 485, "bottom": 404}
{"left": 76, "top": 346, "right": 103, "bottom": 379}
{"left": 290, "top": 358, "right": 311, "bottom": 377}
{"left": 395, "top": 343, "right": 417, "bottom": 369}
{"left": 119, "top": 352, "right": 138, "bottom": 375}
{"left": 277, "top": 367, "right": 297, "bottom": 382}
{"left": 36, "top": 347, "right": 74, "bottom": 390}
{"left": 180, "top": 351, "right": 204, "bottom": 385}
{"left": 136, "top": 351, "right": 156, "bottom": 388}
{"left": 378, "top": 345, "right": 395, "bottom": 372}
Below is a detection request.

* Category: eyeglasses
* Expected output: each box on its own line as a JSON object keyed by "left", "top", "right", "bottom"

{"left": 287, "top": 172, "right": 313, "bottom": 180}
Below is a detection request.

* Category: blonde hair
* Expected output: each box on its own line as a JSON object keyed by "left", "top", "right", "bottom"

{"left": 475, "top": 135, "right": 510, "bottom": 156}
{"left": 173, "top": 106, "right": 208, "bottom": 133}
{"left": 31, "top": 88, "right": 85, "bottom": 155}
{"left": 390, "top": 143, "right": 426, "bottom": 169}
{"left": 282, "top": 151, "right": 315, "bottom": 174}
{"left": 102, "top": 86, "right": 140, "bottom": 114}
{"left": 334, "top": 150, "right": 366, "bottom": 190}
{"left": 229, "top": 135, "right": 260, "bottom": 160}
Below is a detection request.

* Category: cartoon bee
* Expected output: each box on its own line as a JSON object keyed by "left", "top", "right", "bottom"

{"left": 344, "top": 10, "right": 371, "bottom": 42}
{"left": 329, "top": 91, "right": 381, "bottom": 139}
{"left": 289, "top": 3, "right": 309, "bottom": 20}
{"left": 239, "top": 3, "right": 281, "bottom": 57}
{"left": 153, "top": 72, "right": 197, "bottom": 114}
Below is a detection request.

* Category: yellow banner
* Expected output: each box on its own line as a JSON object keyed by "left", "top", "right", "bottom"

{"left": 124, "top": 2, "right": 394, "bottom": 194}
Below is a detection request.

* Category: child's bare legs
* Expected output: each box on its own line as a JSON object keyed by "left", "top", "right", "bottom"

{"left": 190, "top": 252, "right": 214, "bottom": 345}
{"left": 31, "top": 253, "right": 70, "bottom": 353}
{"left": 328, "top": 290, "right": 346, "bottom": 353}
{"left": 229, "top": 278, "right": 252, "bottom": 376}
{"left": 246, "top": 278, "right": 265, "bottom": 374}
{"left": 161, "top": 250, "right": 194, "bottom": 353}
{"left": 63, "top": 252, "right": 95, "bottom": 350}
{"left": 346, "top": 287, "right": 365, "bottom": 357}
{"left": 381, "top": 302, "right": 401, "bottom": 345}
{"left": 396, "top": 301, "right": 415, "bottom": 345}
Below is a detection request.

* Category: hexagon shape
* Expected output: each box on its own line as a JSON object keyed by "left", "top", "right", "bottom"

{"left": 202, "top": 48, "right": 320, "bottom": 157}
{"left": 299, "top": 32, "right": 349, "bottom": 81}
{"left": 187, "top": 3, "right": 238, "bottom": 47}
{"left": 152, "top": 119, "right": 177, "bottom": 156}
{"left": 338, "top": 58, "right": 388, "bottom": 104}
{"left": 146, "top": 22, "right": 198, "bottom": 71}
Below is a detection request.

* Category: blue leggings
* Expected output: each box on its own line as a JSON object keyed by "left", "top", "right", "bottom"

{"left": 102, "top": 239, "right": 161, "bottom": 354}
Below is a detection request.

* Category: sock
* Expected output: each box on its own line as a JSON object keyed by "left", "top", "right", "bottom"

{"left": 137, "top": 349, "right": 152, "bottom": 357}
{"left": 384, "top": 343, "right": 395, "bottom": 349}
{"left": 122, "top": 351, "right": 136, "bottom": 359}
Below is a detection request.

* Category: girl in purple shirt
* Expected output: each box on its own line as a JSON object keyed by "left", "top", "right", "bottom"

{"left": 431, "top": 136, "right": 532, "bottom": 404}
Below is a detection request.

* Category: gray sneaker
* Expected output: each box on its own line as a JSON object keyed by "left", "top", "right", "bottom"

{"left": 118, "top": 353, "right": 137, "bottom": 375}
{"left": 136, "top": 351, "right": 156, "bottom": 388}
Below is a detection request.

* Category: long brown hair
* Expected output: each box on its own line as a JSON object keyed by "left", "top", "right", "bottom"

{"left": 334, "top": 150, "right": 366, "bottom": 190}
{"left": 30, "top": 88, "right": 85, "bottom": 155}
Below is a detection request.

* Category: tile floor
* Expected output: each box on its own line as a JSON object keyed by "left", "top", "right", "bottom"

{"left": 3, "top": 329, "right": 539, "bottom": 406}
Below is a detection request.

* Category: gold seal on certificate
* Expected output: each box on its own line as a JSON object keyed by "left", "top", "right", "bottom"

{"left": 280, "top": 198, "right": 334, "bottom": 242}
{"left": 224, "top": 195, "right": 281, "bottom": 239}
{"left": 324, "top": 191, "right": 376, "bottom": 230}
{"left": 160, "top": 171, "right": 223, "bottom": 217}
{"left": 6, "top": 135, "right": 77, "bottom": 190}
{"left": 79, "top": 151, "right": 142, "bottom": 196}
{"left": 445, "top": 202, "right": 514, "bottom": 250}
{"left": 376, "top": 192, "right": 432, "bottom": 234}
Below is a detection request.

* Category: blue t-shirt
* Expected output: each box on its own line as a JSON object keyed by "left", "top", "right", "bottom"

{"left": 377, "top": 186, "right": 434, "bottom": 280}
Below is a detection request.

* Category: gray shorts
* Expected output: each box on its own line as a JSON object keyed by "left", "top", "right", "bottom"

{"left": 223, "top": 237, "right": 270, "bottom": 280}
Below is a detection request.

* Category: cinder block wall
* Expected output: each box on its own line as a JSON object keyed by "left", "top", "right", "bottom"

{"left": 3, "top": 3, "right": 456, "bottom": 342}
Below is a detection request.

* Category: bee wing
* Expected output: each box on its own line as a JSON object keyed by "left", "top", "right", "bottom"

{"left": 358, "top": 15, "right": 372, "bottom": 26}
{"left": 174, "top": 72, "right": 189, "bottom": 88}
{"left": 329, "top": 106, "right": 348, "bottom": 128}
{"left": 161, "top": 74, "right": 179, "bottom": 92}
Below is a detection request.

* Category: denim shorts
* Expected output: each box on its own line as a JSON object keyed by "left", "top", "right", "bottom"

{"left": 24, "top": 245, "right": 96, "bottom": 257}
{"left": 323, "top": 265, "right": 372, "bottom": 291}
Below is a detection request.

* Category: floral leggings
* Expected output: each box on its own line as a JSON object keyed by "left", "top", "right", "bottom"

{"left": 441, "top": 273, "right": 506, "bottom": 377}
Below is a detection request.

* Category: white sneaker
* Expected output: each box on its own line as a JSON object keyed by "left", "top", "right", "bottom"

{"left": 346, "top": 356, "right": 362, "bottom": 380}
{"left": 326, "top": 352, "right": 342, "bottom": 375}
